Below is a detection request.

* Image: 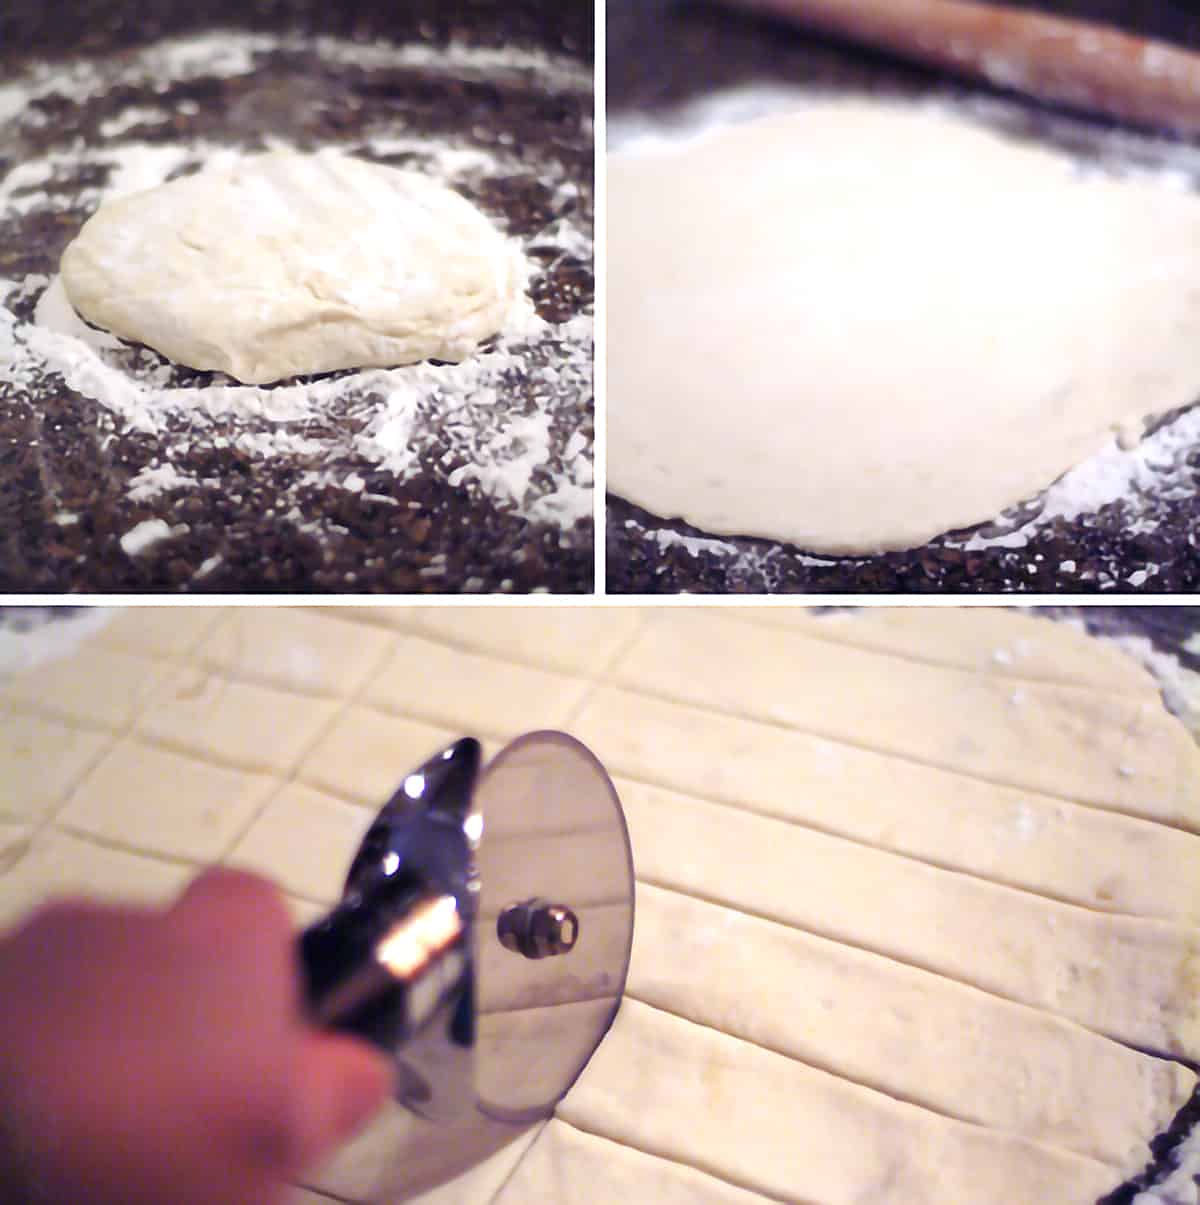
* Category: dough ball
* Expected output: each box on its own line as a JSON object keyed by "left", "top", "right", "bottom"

{"left": 608, "top": 101, "right": 1200, "bottom": 553}
{"left": 61, "top": 149, "right": 526, "bottom": 385}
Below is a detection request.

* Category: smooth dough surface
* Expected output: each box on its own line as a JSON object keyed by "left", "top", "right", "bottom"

{"left": 60, "top": 150, "right": 524, "bottom": 384}
{"left": 608, "top": 101, "right": 1200, "bottom": 552}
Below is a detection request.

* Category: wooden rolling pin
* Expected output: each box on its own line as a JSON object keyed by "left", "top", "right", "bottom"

{"left": 718, "top": 0, "right": 1200, "bottom": 135}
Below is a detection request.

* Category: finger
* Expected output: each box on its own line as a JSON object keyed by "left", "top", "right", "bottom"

{"left": 168, "top": 866, "right": 293, "bottom": 947}
{"left": 285, "top": 1031, "right": 393, "bottom": 1172}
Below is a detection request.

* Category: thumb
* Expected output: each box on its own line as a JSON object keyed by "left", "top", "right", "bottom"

{"left": 288, "top": 1032, "right": 393, "bottom": 1172}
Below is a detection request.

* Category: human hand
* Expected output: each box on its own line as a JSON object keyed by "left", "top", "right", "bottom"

{"left": 0, "top": 868, "right": 392, "bottom": 1205}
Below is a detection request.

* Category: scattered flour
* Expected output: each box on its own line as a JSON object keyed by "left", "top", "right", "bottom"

{"left": 651, "top": 529, "right": 739, "bottom": 559}
{"left": 0, "top": 609, "right": 116, "bottom": 678}
{"left": 126, "top": 463, "right": 200, "bottom": 502}
{"left": 1096, "top": 628, "right": 1200, "bottom": 736}
{"left": 119, "top": 517, "right": 182, "bottom": 556}
{"left": 98, "top": 106, "right": 171, "bottom": 139}
{"left": 1138, "top": 1126, "right": 1200, "bottom": 1205}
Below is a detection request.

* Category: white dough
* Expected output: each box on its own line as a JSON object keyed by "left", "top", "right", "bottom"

{"left": 630, "top": 882, "right": 1195, "bottom": 1177}
{"left": 61, "top": 150, "right": 526, "bottom": 385}
{"left": 3, "top": 607, "right": 1199, "bottom": 1205}
{"left": 556, "top": 1000, "right": 1118, "bottom": 1205}
{"left": 608, "top": 101, "right": 1200, "bottom": 552}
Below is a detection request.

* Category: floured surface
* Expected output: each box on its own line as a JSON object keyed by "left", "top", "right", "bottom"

{"left": 0, "top": 30, "right": 593, "bottom": 592}
{"left": 0, "top": 606, "right": 1198, "bottom": 1204}
{"left": 61, "top": 150, "right": 529, "bottom": 384}
{"left": 609, "top": 99, "right": 1200, "bottom": 555}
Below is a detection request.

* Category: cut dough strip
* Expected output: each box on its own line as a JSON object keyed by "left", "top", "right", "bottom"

{"left": 555, "top": 999, "right": 1118, "bottom": 1205}
{"left": 619, "top": 780, "right": 1200, "bottom": 1059}
{"left": 610, "top": 611, "right": 1200, "bottom": 833}
{"left": 574, "top": 686, "right": 1200, "bottom": 926}
{"left": 731, "top": 607, "right": 1164, "bottom": 696}
{"left": 629, "top": 882, "right": 1195, "bottom": 1175}
{"left": 494, "top": 1120, "right": 776, "bottom": 1205}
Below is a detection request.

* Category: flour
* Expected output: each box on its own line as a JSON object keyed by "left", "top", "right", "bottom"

{"left": 609, "top": 86, "right": 1200, "bottom": 588}
{"left": 0, "top": 608, "right": 116, "bottom": 678}
{"left": 119, "top": 518, "right": 182, "bottom": 557}
{"left": 98, "top": 107, "right": 171, "bottom": 139}
{"left": 1094, "top": 627, "right": 1200, "bottom": 737}
{"left": 126, "top": 463, "right": 200, "bottom": 502}
{"left": 0, "top": 31, "right": 594, "bottom": 561}
{"left": 1138, "top": 1127, "right": 1200, "bottom": 1205}
{"left": 653, "top": 529, "right": 740, "bottom": 559}
{"left": 0, "top": 85, "right": 28, "bottom": 127}
{"left": 307, "top": 35, "right": 593, "bottom": 94}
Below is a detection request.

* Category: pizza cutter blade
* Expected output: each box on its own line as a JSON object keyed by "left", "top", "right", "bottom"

{"left": 297, "top": 731, "right": 635, "bottom": 1191}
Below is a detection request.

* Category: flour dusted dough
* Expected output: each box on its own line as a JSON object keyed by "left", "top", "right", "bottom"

{"left": 60, "top": 150, "right": 525, "bottom": 385}
{"left": 608, "top": 101, "right": 1200, "bottom": 552}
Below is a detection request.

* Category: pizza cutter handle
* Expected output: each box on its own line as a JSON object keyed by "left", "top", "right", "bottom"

{"left": 297, "top": 870, "right": 470, "bottom": 1053}
{"left": 717, "top": 0, "right": 1200, "bottom": 135}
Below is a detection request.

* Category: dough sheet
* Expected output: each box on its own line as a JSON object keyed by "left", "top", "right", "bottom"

{"left": 0, "top": 606, "right": 1196, "bottom": 1205}
{"left": 608, "top": 101, "right": 1200, "bottom": 553}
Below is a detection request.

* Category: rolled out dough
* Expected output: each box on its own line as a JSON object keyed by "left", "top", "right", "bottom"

{"left": 608, "top": 101, "right": 1200, "bottom": 552}
{"left": 60, "top": 150, "right": 526, "bottom": 385}
{"left": 1, "top": 606, "right": 1198, "bottom": 1205}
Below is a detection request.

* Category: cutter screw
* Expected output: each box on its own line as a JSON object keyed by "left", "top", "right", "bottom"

{"left": 497, "top": 898, "right": 579, "bottom": 959}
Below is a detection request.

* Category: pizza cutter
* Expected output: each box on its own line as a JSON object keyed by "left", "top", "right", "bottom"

{"left": 297, "top": 731, "right": 635, "bottom": 1189}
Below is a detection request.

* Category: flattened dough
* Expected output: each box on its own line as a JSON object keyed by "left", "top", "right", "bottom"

{"left": 608, "top": 101, "right": 1200, "bottom": 551}
{"left": 2, "top": 606, "right": 1199, "bottom": 1205}
{"left": 61, "top": 150, "right": 525, "bottom": 384}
